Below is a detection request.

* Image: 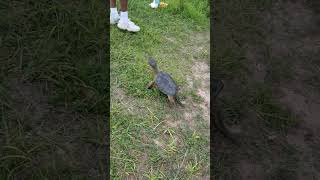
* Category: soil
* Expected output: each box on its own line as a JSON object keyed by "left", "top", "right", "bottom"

{"left": 193, "top": 61, "right": 211, "bottom": 122}
{"left": 213, "top": 0, "right": 320, "bottom": 179}
{"left": 165, "top": 32, "right": 210, "bottom": 130}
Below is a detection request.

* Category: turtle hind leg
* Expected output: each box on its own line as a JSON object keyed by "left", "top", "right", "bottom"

{"left": 168, "top": 95, "right": 176, "bottom": 106}
{"left": 174, "top": 96, "right": 184, "bottom": 107}
{"left": 147, "top": 81, "right": 155, "bottom": 89}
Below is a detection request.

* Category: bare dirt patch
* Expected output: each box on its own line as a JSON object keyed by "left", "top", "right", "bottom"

{"left": 163, "top": 63, "right": 210, "bottom": 129}
{"left": 111, "top": 87, "right": 149, "bottom": 117}
{"left": 246, "top": 45, "right": 268, "bottom": 83}
{"left": 237, "top": 160, "right": 264, "bottom": 180}
{"left": 165, "top": 33, "right": 210, "bottom": 129}
{"left": 266, "top": 3, "right": 320, "bottom": 178}
{"left": 214, "top": 0, "right": 320, "bottom": 179}
{"left": 192, "top": 61, "right": 210, "bottom": 122}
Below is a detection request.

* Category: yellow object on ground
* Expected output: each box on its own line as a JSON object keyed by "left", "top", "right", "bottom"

{"left": 159, "top": 2, "right": 168, "bottom": 8}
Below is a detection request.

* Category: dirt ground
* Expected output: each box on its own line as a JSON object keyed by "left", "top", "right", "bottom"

{"left": 213, "top": 1, "right": 320, "bottom": 179}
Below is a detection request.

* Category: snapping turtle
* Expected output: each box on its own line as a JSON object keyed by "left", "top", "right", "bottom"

{"left": 147, "top": 58, "right": 183, "bottom": 106}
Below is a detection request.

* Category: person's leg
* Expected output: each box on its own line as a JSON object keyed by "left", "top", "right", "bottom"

{"left": 110, "top": 0, "right": 116, "bottom": 8}
{"left": 118, "top": 0, "right": 128, "bottom": 24}
{"left": 110, "top": 0, "right": 120, "bottom": 25}
{"left": 117, "top": 0, "right": 140, "bottom": 32}
{"left": 119, "top": 0, "right": 127, "bottom": 11}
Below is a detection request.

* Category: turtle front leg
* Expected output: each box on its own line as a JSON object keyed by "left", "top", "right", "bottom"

{"left": 147, "top": 81, "right": 155, "bottom": 89}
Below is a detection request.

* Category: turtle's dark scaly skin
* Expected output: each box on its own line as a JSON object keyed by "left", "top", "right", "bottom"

{"left": 147, "top": 58, "right": 182, "bottom": 106}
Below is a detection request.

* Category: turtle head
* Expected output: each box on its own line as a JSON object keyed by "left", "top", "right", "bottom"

{"left": 148, "top": 58, "right": 158, "bottom": 73}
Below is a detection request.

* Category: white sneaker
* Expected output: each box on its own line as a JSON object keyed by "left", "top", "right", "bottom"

{"left": 117, "top": 19, "right": 140, "bottom": 32}
{"left": 149, "top": 2, "right": 159, "bottom": 8}
{"left": 110, "top": 13, "right": 120, "bottom": 25}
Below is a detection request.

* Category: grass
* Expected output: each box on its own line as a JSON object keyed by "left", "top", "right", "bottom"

{"left": 249, "top": 85, "right": 298, "bottom": 132}
{"left": 0, "top": 0, "right": 108, "bottom": 179}
{"left": 110, "top": 0, "right": 209, "bottom": 178}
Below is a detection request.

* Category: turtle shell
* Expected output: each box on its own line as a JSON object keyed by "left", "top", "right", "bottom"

{"left": 155, "top": 71, "right": 178, "bottom": 96}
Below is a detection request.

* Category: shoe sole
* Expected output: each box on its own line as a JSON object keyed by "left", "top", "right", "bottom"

{"left": 110, "top": 21, "right": 119, "bottom": 25}
{"left": 117, "top": 24, "right": 140, "bottom": 32}
{"left": 110, "top": 19, "right": 120, "bottom": 25}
